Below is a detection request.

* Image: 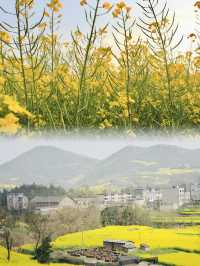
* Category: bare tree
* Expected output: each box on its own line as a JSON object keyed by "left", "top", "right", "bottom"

{"left": 25, "top": 212, "right": 50, "bottom": 254}
{"left": 0, "top": 211, "right": 16, "bottom": 261}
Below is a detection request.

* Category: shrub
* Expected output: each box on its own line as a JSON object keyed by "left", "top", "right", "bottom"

{"left": 35, "top": 235, "right": 52, "bottom": 263}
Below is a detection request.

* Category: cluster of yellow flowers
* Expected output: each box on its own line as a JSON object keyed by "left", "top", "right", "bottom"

{"left": 148, "top": 18, "right": 169, "bottom": 33}
{"left": 80, "top": 0, "right": 87, "bottom": 6}
{"left": 19, "top": 0, "right": 34, "bottom": 6}
{"left": 0, "top": 113, "right": 21, "bottom": 134}
{"left": 47, "top": 0, "right": 63, "bottom": 12}
{"left": 80, "top": 0, "right": 112, "bottom": 10}
{"left": 3, "top": 95, "right": 32, "bottom": 117}
{"left": 0, "top": 95, "right": 32, "bottom": 134}
{"left": 188, "top": 33, "right": 197, "bottom": 43}
{"left": 112, "top": 1, "right": 132, "bottom": 17}
{"left": 0, "top": 76, "right": 5, "bottom": 87}
{"left": 0, "top": 31, "right": 11, "bottom": 44}
{"left": 194, "top": 1, "right": 200, "bottom": 9}
{"left": 102, "top": 2, "right": 112, "bottom": 10}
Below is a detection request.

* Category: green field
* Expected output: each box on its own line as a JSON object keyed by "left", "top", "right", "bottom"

{"left": 152, "top": 207, "right": 200, "bottom": 226}
{"left": 152, "top": 215, "right": 200, "bottom": 225}
{"left": 178, "top": 208, "right": 200, "bottom": 216}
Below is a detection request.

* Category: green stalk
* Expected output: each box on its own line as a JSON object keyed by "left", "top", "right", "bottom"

{"left": 122, "top": 13, "right": 132, "bottom": 129}
{"left": 76, "top": 0, "right": 101, "bottom": 128}
{"left": 148, "top": 0, "right": 173, "bottom": 126}
{"left": 16, "top": 0, "right": 29, "bottom": 130}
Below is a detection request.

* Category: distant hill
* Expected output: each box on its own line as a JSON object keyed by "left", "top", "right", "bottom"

{"left": 0, "top": 146, "right": 98, "bottom": 187}
{"left": 82, "top": 145, "right": 200, "bottom": 188}
{"left": 0, "top": 145, "right": 200, "bottom": 189}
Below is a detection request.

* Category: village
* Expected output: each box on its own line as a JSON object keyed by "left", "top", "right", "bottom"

{"left": 5, "top": 183, "right": 200, "bottom": 213}
{"left": 1, "top": 182, "right": 200, "bottom": 266}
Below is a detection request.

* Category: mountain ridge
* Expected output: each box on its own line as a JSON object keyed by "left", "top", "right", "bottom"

{"left": 0, "top": 145, "right": 99, "bottom": 187}
{"left": 0, "top": 144, "right": 199, "bottom": 188}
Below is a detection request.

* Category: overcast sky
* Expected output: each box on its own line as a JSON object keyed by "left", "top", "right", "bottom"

{"left": 0, "top": 133, "right": 200, "bottom": 165}
{"left": 0, "top": 0, "right": 196, "bottom": 51}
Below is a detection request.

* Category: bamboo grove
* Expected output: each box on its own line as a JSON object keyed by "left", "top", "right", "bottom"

{"left": 0, "top": 0, "right": 200, "bottom": 134}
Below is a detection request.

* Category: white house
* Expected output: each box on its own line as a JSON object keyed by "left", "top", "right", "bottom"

{"left": 7, "top": 193, "right": 29, "bottom": 211}
{"left": 144, "top": 188, "right": 162, "bottom": 203}
{"left": 190, "top": 183, "right": 200, "bottom": 202}
{"left": 104, "top": 193, "right": 133, "bottom": 205}
{"left": 75, "top": 196, "right": 104, "bottom": 208}
{"left": 160, "top": 185, "right": 190, "bottom": 209}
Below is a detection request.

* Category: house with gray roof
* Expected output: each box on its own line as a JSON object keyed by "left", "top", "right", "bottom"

{"left": 31, "top": 195, "right": 76, "bottom": 212}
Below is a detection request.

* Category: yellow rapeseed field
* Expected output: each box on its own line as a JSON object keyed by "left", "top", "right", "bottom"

{"left": 158, "top": 252, "right": 200, "bottom": 266}
{"left": 53, "top": 226, "right": 200, "bottom": 266}
{"left": 4, "top": 225, "right": 200, "bottom": 265}
{"left": 0, "top": 247, "right": 75, "bottom": 266}
{"left": 53, "top": 225, "right": 200, "bottom": 251}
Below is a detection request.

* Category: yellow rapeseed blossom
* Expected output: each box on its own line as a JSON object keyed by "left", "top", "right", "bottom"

{"left": 0, "top": 113, "right": 21, "bottom": 134}
{"left": 47, "top": 0, "right": 63, "bottom": 12}
{"left": 112, "top": 8, "right": 121, "bottom": 17}
{"left": 194, "top": 1, "right": 200, "bottom": 9}
{"left": 0, "top": 31, "right": 11, "bottom": 44}
{"left": 0, "top": 94, "right": 33, "bottom": 134}
{"left": 102, "top": 2, "right": 112, "bottom": 10}
{"left": 80, "top": 0, "right": 87, "bottom": 6}
{"left": 116, "top": 1, "right": 126, "bottom": 9}
{"left": 0, "top": 76, "right": 5, "bottom": 87}
{"left": 3, "top": 95, "right": 32, "bottom": 117}
{"left": 187, "top": 33, "right": 197, "bottom": 42}
{"left": 112, "top": 1, "right": 131, "bottom": 18}
{"left": 100, "top": 119, "right": 112, "bottom": 129}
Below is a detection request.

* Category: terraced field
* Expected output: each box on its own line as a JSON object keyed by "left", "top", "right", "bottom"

{"left": 152, "top": 208, "right": 200, "bottom": 226}
{"left": 152, "top": 215, "right": 200, "bottom": 225}
{"left": 178, "top": 208, "right": 200, "bottom": 216}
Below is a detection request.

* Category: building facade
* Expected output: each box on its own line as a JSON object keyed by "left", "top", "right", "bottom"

{"left": 103, "top": 184, "right": 192, "bottom": 210}
{"left": 190, "top": 183, "right": 200, "bottom": 202}
{"left": 75, "top": 196, "right": 104, "bottom": 208}
{"left": 160, "top": 185, "right": 191, "bottom": 209}
{"left": 104, "top": 193, "right": 133, "bottom": 205}
{"left": 31, "top": 196, "right": 76, "bottom": 212}
{"left": 7, "top": 193, "right": 29, "bottom": 211}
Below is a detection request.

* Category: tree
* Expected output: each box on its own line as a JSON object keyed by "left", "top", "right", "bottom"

{"left": 11, "top": 184, "right": 66, "bottom": 200}
{"left": 0, "top": 190, "right": 7, "bottom": 209}
{"left": 35, "top": 235, "right": 52, "bottom": 263}
{"left": 101, "top": 206, "right": 121, "bottom": 226}
{"left": 25, "top": 212, "right": 50, "bottom": 255}
{"left": 122, "top": 206, "right": 135, "bottom": 225}
{"left": 101, "top": 205, "right": 151, "bottom": 226}
{"left": 54, "top": 206, "right": 101, "bottom": 237}
{"left": 0, "top": 211, "right": 16, "bottom": 261}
